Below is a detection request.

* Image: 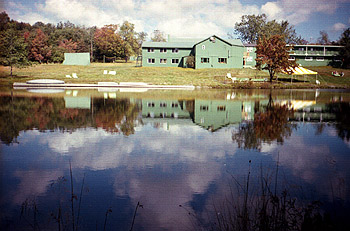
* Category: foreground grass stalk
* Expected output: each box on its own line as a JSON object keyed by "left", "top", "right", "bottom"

{"left": 70, "top": 160, "right": 75, "bottom": 231}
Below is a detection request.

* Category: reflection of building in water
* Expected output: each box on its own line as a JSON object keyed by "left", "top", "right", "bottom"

{"left": 195, "top": 100, "right": 244, "bottom": 131}
{"left": 279, "top": 100, "right": 337, "bottom": 122}
{"left": 141, "top": 99, "right": 268, "bottom": 131}
{"left": 291, "top": 104, "right": 337, "bottom": 122}
{"left": 64, "top": 97, "right": 91, "bottom": 109}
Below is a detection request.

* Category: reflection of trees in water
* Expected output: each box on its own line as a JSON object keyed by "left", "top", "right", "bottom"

{"left": 326, "top": 102, "right": 350, "bottom": 141}
{"left": 0, "top": 96, "right": 140, "bottom": 144}
{"left": 233, "top": 95, "right": 295, "bottom": 151}
{"left": 93, "top": 98, "right": 140, "bottom": 136}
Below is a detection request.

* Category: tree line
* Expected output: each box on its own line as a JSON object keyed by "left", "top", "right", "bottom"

{"left": 0, "top": 11, "right": 162, "bottom": 74}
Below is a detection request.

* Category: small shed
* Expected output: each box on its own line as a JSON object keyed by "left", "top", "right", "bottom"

{"left": 63, "top": 53, "right": 90, "bottom": 66}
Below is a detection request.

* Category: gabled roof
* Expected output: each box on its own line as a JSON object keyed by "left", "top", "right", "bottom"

{"left": 142, "top": 41, "right": 195, "bottom": 48}
{"left": 194, "top": 35, "right": 244, "bottom": 47}
{"left": 142, "top": 35, "right": 244, "bottom": 48}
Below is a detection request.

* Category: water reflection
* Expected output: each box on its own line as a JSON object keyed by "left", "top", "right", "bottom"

{"left": 1, "top": 89, "right": 350, "bottom": 230}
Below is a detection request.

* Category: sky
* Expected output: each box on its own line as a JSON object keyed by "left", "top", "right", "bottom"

{"left": 1, "top": 0, "right": 350, "bottom": 42}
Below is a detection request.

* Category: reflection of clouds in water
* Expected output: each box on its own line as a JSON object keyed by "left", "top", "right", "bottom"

{"left": 278, "top": 135, "right": 327, "bottom": 181}
{"left": 260, "top": 142, "right": 277, "bottom": 153}
{"left": 113, "top": 162, "right": 221, "bottom": 230}
{"left": 12, "top": 169, "right": 63, "bottom": 205}
{"left": 272, "top": 126, "right": 348, "bottom": 200}
{"left": 41, "top": 128, "right": 112, "bottom": 154}
{"left": 33, "top": 124, "right": 236, "bottom": 171}
{"left": 34, "top": 124, "right": 231, "bottom": 230}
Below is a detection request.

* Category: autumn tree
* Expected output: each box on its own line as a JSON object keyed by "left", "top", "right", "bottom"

{"left": 28, "top": 28, "right": 51, "bottom": 63}
{"left": 94, "top": 24, "right": 123, "bottom": 61}
{"left": 234, "top": 14, "right": 302, "bottom": 44}
{"left": 0, "top": 25, "right": 30, "bottom": 76}
{"left": 151, "top": 30, "right": 166, "bottom": 42}
{"left": 339, "top": 28, "right": 350, "bottom": 69}
{"left": 255, "top": 35, "right": 297, "bottom": 82}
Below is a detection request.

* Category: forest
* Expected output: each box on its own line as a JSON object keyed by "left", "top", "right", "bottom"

{"left": 0, "top": 11, "right": 148, "bottom": 66}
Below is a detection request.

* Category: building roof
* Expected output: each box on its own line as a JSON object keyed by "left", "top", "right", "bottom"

{"left": 142, "top": 35, "right": 244, "bottom": 49}
{"left": 142, "top": 41, "right": 195, "bottom": 48}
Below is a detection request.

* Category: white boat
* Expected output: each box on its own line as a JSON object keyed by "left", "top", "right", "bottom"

{"left": 26, "top": 79, "right": 65, "bottom": 84}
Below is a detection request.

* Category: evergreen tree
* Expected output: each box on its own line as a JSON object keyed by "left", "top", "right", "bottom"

{"left": 0, "top": 25, "right": 30, "bottom": 76}
{"left": 339, "top": 28, "right": 350, "bottom": 69}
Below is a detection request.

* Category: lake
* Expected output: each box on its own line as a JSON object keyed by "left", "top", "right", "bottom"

{"left": 1, "top": 88, "right": 350, "bottom": 230}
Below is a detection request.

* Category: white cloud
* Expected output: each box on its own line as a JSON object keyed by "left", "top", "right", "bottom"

{"left": 261, "top": 2, "right": 282, "bottom": 19}
{"left": 332, "top": 22, "right": 347, "bottom": 31}
{"left": 3, "top": 0, "right": 349, "bottom": 41}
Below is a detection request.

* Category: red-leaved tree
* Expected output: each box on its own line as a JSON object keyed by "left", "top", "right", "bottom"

{"left": 255, "top": 35, "right": 297, "bottom": 82}
{"left": 94, "top": 24, "right": 123, "bottom": 60}
{"left": 29, "top": 28, "right": 51, "bottom": 63}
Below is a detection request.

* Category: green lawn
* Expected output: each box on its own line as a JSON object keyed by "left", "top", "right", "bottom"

{"left": 1, "top": 62, "right": 349, "bottom": 89}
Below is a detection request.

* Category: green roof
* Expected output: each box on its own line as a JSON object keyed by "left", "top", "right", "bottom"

{"left": 142, "top": 41, "right": 195, "bottom": 48}
{"left": 142, "top": 35, "right": 244, "bottom": 49}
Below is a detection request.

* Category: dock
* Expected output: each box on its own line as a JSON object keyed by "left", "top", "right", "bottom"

{"left": 13, "top": 81, "right": 195, "bottom": 91}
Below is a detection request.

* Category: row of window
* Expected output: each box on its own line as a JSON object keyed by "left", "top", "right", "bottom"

{"left": 201, "top": 58, "right": 228, "bottom": 64}
{"left": 147, "top": 48, "right": 179, "bottom": 53}
{"left": 288, "top": 56, "right": 326, "bottom": 61}
{"left": 200, "top": 105, "right": 226, "bottom": 111}
{"left": 146, "top": 112, "right": 179, "bottom": 118}
{"left": 147, "top": 102, "right": 179, "bottom": 108}
{"left": 147, "top": 58, "right": 179, "bottom": 64}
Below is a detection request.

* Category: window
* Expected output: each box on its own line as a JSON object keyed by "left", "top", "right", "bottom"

{"left": 160, "top": 112, "right": 167, "bottom": 118}
{"left": 201, "top": 58, "right": 209, "bottom": 63}
{"left": 217, "top": 106, "right": 226, "bottom": 111}
{"left": 288, "top": 56, "right": 295, "bottom": 61}
{"left": 147, "top": 58, "right": 155, "bottom": 64}
{"left": 171, "top": 102, "right": 178, "bottom": 108}
{"left": 246, "top": 57, "right": 253, "bottom": 62}
{"left": 148, "top": 48, "right": 154, "bottom": 53}
{"left": 160, "top": 48, "right": 167, "bottom": 53}
{"left": 200, "top": 105, "right": 209, "bottom": 111}
{"left": 172, "top": 48, "right": 179, "bottom": 53}
{"left": 160, "top": 102, "right": 167, "bottom": 107}
{"left": 316, "top": 57, "right": 324, "bottom": 61}
{"left": 160, "top": 59, "right": 167, "bottom": 64}
{"left": 305, "top": 57, "right": 313, "bottom": 61}
{"left": 299, "top": 47, "right": 305, "bottom": 51}
{"left": 247, "top": 47, "right": 253, "bottom": 52}
{"left": 171, "top": 59, "right": 179, "bottom": 64}
{"left": 147, "top": 102, "right": 155, "bottom": 107}
{"left": 202, "top": 45, "right": 205, "bottom": 50}
{"left": 218, "top": 58, "right": 227, "bottom": 63}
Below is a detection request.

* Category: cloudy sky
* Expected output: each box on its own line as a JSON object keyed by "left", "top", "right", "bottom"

{"left": 1, "top": 0, "right": 350, "bottom": 42}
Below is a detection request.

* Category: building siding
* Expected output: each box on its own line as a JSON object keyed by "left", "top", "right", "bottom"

{"left": 141, "top": 36, "right": 342, "bottom": 69}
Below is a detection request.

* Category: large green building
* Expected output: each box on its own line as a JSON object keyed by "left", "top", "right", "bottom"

{"left": 142, "top": 35, "right": 244, "bottom": 69}
{"left": 141, "top": 35, "right": 342, "bottom": 69}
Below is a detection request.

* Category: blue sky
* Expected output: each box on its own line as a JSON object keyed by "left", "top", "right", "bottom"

{"left": 1, "top": 0, "right": 350, "bottom": 42}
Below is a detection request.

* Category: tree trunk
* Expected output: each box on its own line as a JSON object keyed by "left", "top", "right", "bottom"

{"left": 269, "top": 70, "right": 274, "bottom": 82}
{"left": 10, "top": 65, "right": 13, "bottom": 77}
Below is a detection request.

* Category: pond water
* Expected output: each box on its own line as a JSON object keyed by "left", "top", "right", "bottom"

{"left": 1, "top": 88, "right": 350, "bottom": 230}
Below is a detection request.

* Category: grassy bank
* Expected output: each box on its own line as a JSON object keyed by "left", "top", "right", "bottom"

{"left": 1, "top": 62, "right": 349, "bottom": 89}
